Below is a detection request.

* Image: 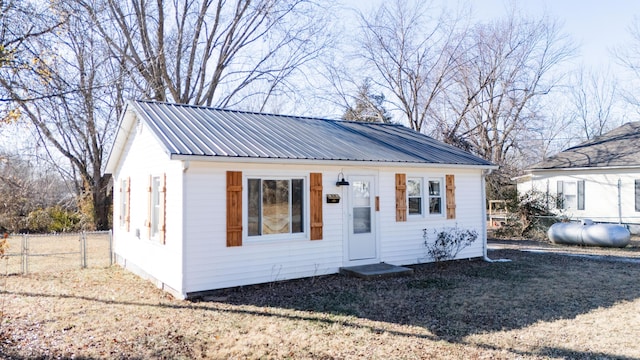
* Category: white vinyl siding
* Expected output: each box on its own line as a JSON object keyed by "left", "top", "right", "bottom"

{"left": 111, "top": 120, "right": 183, "bottom": 297}
{"left": 518, "top": 170, "right": 640, "bottom": 228}
{"left": 182, "top": 164, "right": 486, "bottom": 295}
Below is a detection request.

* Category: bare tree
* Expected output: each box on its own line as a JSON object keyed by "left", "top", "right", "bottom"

{"left": 443, "top": 11, "right": 575, "bottom": 170}
{"left": 0, "top": 3, "right": 125, "bottom": 230}
{"left": 0, "top": 0, "right": 67, "bottom": 116}
{"left": 355, "top": 0, "right": 468, "bottom": 133}
{"left": 568, "top": 66, "right": 618, "bottom": 141}
{"left": 614, "top": 16, "right": 640, "bottom": 111}
{"left": 77, "top": 0, "right": 334, "bottom": 110}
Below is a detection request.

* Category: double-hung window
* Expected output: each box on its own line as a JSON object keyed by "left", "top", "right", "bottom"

{"left": 406, "top": 177, "right": 443, "bottom": 216}
{"left": 407, "top": 178, "right": 423, "bottom": 215}
{"left": 557, "top": 180, "right": 585, "bottom": 210}
{"left": 120, "top": 178, "right": 130, "bottom": 229}
{"left": 248, "top": 177, "right": 304, "bottom": 237}
{"left": 428, "top": 179, "right": 443, "bottom": 214}
{"left": 150, "top": 176, "right": 161, "bottom": 238}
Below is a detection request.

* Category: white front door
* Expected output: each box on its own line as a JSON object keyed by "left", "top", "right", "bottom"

{"left": 347, "top": 175, "right": 377, "bottom": 261}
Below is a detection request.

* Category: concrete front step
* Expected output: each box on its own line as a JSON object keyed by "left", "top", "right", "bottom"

{"left": 340, "top": 262, "right": 414, "bottom": 279}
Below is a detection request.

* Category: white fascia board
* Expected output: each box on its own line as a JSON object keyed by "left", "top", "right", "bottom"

{"left": 105, "top": 102, "right": 138, "bottom": 175}
{"left": 169, "top": 154, "right": 498, "bottom": 170}
{"left": 530, "top": 165, "right": 640, "bottom": 173}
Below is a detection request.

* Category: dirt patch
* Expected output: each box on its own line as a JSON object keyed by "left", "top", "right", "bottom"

{"left": 2, "top": 249, "right": 640, "bottom": 359}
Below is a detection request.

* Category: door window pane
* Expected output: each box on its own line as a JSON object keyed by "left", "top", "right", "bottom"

{"left": 353, "top": 207, "right": 371, "bottom": 234}
{"left": 352, "top": 180, "right": 370, "bottom": 207}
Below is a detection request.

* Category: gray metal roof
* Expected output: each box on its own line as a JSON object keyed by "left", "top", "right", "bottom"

{"left": 129, "top": 100, "right": 494, "bottom": 167}
{"left": 530, "top": 121, "right": 640, "bottom": 170}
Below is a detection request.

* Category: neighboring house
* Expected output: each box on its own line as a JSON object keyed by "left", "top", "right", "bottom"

{"left": 516, "top": 121, "right": 640, "bottom": 232}
{"left": 106, "top": 100, "right": 496, "bottom": 299}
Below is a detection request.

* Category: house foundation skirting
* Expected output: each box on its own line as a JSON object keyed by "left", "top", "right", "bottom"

{"left": 114, "top": 254, "right": 183, "bottom": 299}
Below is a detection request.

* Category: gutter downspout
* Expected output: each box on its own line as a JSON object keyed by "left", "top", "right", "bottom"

{"left": 482, "top": 169, "right": 511, "bottom": 263}
{"left": 618, "top": 178, "right": 622, "bottom": 224}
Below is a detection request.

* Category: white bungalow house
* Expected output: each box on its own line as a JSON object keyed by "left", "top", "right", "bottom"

{"left": 516, "top": 121, "right": 640, "bottom": 232}
{"left": 106, "top": 100, "right": 496, "bottom": 299}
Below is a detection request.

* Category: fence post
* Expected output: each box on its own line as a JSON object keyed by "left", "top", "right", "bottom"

{"left": 81, "top": 231, "right": 88, "bottom": 269}
{"left": 22, "top": 235, "right": 28, "bottom": 275}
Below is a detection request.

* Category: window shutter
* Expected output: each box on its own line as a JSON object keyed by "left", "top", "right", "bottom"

{"left": 310, "top": 173, "right": 323, "bottom": 240}
{"left": 577, "top": 180, "right": 585, "bottom": 210}
{"left": 226, "top": 171, "right": 243, "bottom": 247}
{"left": 147, "top": 175, "right": 152, "bottom": 238}
{"left": 395, "top": 173, "right": 407, "bottom": 222}
{"left": 446, "top": 174, "right": 456, "bottom": 219}
{"left": 125, "top": 177, "right": 131, "bottom": 232}
{"left": 159, "top": 173, "right": 167, "bottom": 244}
{"left": 556, "top": 181, "right": 564, "bottom": 209}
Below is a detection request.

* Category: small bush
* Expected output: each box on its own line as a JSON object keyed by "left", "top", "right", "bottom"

{"left": 423, "top": 226, "right": 479, "bottom": 262}
{"left": 494, "top": 189, "right": 559, "bottom": 240}
{"left": 26, "top": 206, "right": 81, "bottom": 233}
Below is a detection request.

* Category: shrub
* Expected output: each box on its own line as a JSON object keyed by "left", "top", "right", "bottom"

{"left": 26, "top": 206, "right": 81, "bottom": 233}
{"left": 494, "top": 189, "right": 559, "bottom": 240}
{"left": 423, "top": 225, "right": 479, "bottom": 262}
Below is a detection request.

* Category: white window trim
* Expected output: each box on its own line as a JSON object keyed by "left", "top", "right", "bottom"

{"left": 149, "top": 175, "right": 162, "bottom": 242}
{"left": 243, "top": 174, "right": 309, "bottom": 243}
{"left": 407, "top": 177, "right": 424, "bottom": 217}
{"left": 407, "top": 175, "right": 445, "bottom": 219}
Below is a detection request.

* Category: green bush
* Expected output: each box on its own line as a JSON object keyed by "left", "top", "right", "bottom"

{"left": 26, "top": 206, "right": 81, "bottom": 233}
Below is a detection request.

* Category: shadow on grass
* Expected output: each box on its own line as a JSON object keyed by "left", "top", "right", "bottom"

{"left": 205, "top": 249, "right": 640, "bottom": 343}
{"left": 3, "top": 249, "right": 640, "bottom": 359}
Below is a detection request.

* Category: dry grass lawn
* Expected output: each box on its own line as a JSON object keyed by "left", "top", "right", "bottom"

{"left": 2, "top": 241, "right": 640, "bottom": 359}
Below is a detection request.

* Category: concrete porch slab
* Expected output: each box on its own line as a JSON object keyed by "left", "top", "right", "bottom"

{"left": 340, "top": 262, "right": 414, "bottom": 279}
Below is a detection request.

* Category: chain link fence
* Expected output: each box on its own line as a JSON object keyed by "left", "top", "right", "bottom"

{"left": 1, "top": 231, "right": 112, "bottom": 275}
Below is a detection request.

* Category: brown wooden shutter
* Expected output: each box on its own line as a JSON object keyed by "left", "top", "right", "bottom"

{"left": 226, "top": 171, "right": 243, "bottom": 247}
{"left": 147, "top": 175, "right": 152, "bottom": 238}
{"left": 159, "top": 173, "right": 167, "bottom": 244}
{"left": 310, "top": 173, "right": 323, "bottom": 240}
{"left": 446, "top": 174, "right": 456, "bottom": 219}
{"left": 395, "top": 173, "right": 407, "bottom": 222}
{"left": 126, "top": 177, "right": 131, "bottom": 232}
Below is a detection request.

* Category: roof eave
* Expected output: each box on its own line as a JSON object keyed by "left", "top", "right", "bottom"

{"left": 528, "top": 164, "right": 640, "bottom": 173}
{"left": 170, "top": 154, "right": 498, "bottom": 170}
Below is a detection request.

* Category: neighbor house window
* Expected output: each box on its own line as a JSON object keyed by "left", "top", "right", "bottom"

{"left": 557, "top": 180, "right": 585, "bottom": 210}
{"left": 248, "top": 178, "right": 304, "bottom": 236}
{"left": 428, "top": 179, "right": 443, "bottom": 214}
{"left": 407, "top": 178, "right": 423, "bottom": 215}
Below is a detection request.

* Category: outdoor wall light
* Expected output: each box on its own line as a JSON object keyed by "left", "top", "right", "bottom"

{"left": 336, "top": 171, "right": 350, "bottom": 186}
